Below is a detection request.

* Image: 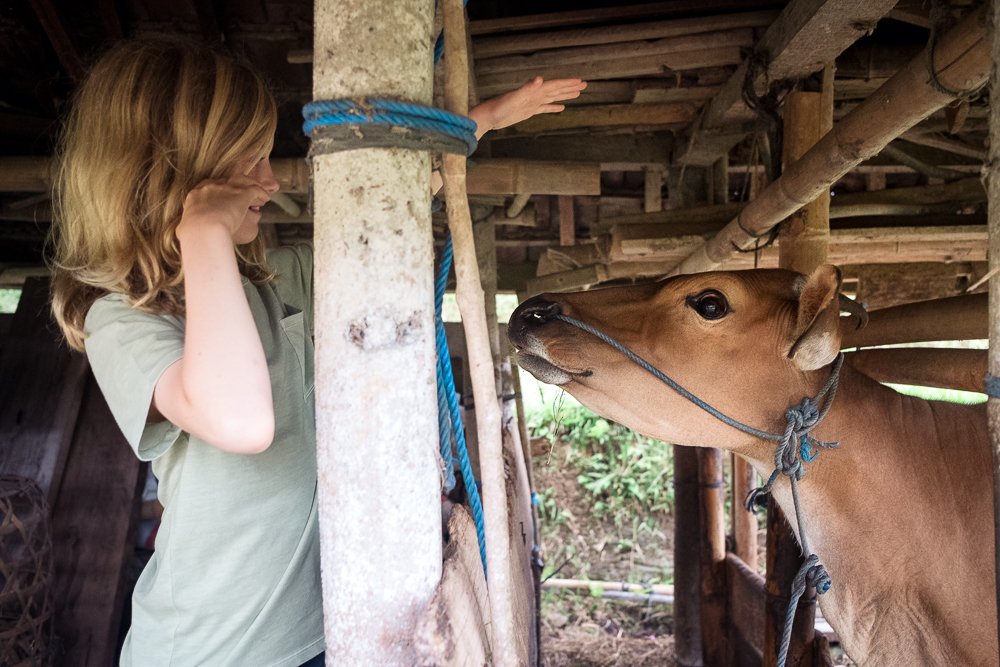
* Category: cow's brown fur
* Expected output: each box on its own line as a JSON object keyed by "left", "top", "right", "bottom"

{"left": 509, "top": 266, "right": 996, "bottom": 666}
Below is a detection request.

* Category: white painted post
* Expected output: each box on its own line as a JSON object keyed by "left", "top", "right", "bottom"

{"left": 311, "top": 1, "right": 441, "bottom": 664}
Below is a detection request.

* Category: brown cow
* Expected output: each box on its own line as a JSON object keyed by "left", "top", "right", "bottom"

{"left": 508, "top": 265, "right": 995, "bottom": 666}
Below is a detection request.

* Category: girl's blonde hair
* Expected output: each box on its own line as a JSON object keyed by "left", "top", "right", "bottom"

{"left": 51, "top": 40, "right": 278, "bottom": 350}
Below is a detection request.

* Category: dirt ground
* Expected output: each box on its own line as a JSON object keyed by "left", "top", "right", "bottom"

{"left": 533, "top": 442, "right": 677, "bottom": 667}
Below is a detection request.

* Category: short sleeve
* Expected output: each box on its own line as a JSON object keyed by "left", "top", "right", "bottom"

{"left": 267, "top": 243, "right": 314, "bottom": 335}
{"left": 84, "top": 296, "right": 186, "bottom": 461}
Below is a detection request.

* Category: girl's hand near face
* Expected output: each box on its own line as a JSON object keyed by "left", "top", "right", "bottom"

{"left": 177, "top": 175, "right": 271, "bottom": 241}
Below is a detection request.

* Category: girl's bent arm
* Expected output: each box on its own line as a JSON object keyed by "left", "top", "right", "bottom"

{"left": 152, "top": 178, "right": 276, "bottom": 454}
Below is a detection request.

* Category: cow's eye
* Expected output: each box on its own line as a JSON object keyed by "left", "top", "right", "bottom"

{"left": 686, "top": 290, "right": 729, "bottom": 320}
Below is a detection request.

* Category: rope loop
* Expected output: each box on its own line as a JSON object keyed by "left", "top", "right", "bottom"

{"left": 303, "top": 97, "right": 478, "bottom": 157}
{"left": 777, "top": 553, "right": 832, "bottom": 667}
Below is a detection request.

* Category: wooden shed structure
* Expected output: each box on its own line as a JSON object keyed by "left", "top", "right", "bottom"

{"left": 0, "top": 0, "right": 997, "bottom": 664}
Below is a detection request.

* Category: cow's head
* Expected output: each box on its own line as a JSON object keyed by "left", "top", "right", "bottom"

{"left": 509, "top": 265, "right": 845, "bottom": 457}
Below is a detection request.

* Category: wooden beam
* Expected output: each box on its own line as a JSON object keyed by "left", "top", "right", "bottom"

{"left": 473, "top": 9, "right": 776, "bottom": 58}
{"left": 478, "top": 47, "right": 745, "bottom": 97}
{"left": 476, "top": 29, "right": 754, "bottom": 76}
{"left": 727, "top": 552, "right": 766, "bottom": 660}
{"left": 673, "top": 5, "right": 992, "bottom": 272}
{"left": 847, "top": 348, "right": 986, "bottom": 393}
{"left": 504, "top": 103, "right": 696, "bottom": 134}
{"left": 486, "top": 132, "right": 674, "bottom": 164}
{"left": 677, "top": 0, "right": 899, "bottom": 166}
{"left": 842, "top": 292, "right": 987, "bottom": 348}
{"left": 468, "top": 1, "right": 783, "bottom": 35}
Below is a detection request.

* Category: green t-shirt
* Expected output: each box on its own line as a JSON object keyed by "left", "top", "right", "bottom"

{"left": 84, "top": 244, "right": 323, "bottom": 666}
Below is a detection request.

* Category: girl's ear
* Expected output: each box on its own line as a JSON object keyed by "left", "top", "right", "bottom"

{"left": 788, "top": 264, "right": 843, "bottom": 370}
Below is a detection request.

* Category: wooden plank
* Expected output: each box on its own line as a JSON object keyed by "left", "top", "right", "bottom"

{"left": 478, "top": 47, "right": 745, "bottom": 96}
{"left": 727, "top": 553, "right": 766, "bottom": 659}
{"left": 49, "top": 374, "right": 144, "bottom": 667}
{"left": 645, "top": 167, "right": 664, "bottom": 213}
{"left": 475, "top": 29, "right": 754, "bottom": 75}
{"left": 731, "top": 457, "right": 757, "bottom": 571}
{"left": 473, "top": 10, "right": 776, "bottom": 58}
{"left": 486, "top": 132, "right": 674, "bottom": 164}
{"left": 467, "top": 159, "right": 601, "bottom": 195}
{"left": 413, "top": 507, "right": 492, "bottom": 665}
{"left": 558, "top": 196, "right": 575, "bottom": 246}
{"left": 0, "top": 278, "right": 89, "bottom": 503}
{"left": 678, "top": 0, "right": 899, "bottom": 165}
{"left": 505, "top": 103, "right": 697, "bottom": 135}
{"left": 468, "top": 1, "right": 782, "bottom": 35}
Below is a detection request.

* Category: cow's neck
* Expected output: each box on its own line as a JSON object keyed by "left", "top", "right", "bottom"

{"left": 742, "top": 362, "right": 993, "bottom": 665}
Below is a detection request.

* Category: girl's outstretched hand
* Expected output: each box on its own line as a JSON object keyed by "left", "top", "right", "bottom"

{"left": 470, "top": 77, "right": 587, "bottom": 137}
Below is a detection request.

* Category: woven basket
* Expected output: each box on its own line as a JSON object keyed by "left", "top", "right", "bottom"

{"left": 0, "top": 475, "right": 53, "bottom": 667}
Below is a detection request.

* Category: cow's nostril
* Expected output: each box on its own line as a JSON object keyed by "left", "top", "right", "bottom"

{"left": 521, "top": 300, "right": 561, "bottom": 325}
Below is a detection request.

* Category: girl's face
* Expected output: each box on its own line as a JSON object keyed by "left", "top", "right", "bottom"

{"left": 232, "top": 146, "right": 280, "bottom": 245}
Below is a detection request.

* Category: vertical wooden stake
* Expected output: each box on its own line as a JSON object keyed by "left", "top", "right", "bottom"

{"left": 644, "top": 166, "right": 664, "bottom": 213}
{"left": 441, "top": 0, "right": 518, "bottom": 664}
{"left": 988, "top": 2, "right": 1000, "bottom": 660}
{"left": 674, "top": 445, "right": 704, "bottom": 667}
{"left": 558, "top": 195, "right": 576, "bottom": 246}
{"left": 731, "top": 455, "right": 757, "bottom": 571}
{"left": 699, "top": 447, "right": 728, "bottom": 666}
{"left": 312, "top": 1, "right": 441, "bottom": 664}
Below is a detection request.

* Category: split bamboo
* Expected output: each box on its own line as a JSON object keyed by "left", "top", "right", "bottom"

{"left": 310, "top": 1, "right": 441, "bottom": 664}
{"left": 673, "top": 4, "right": 991, "bottom": 275}
{"left": 441, "top": 1, "right": 517, "bottom": 665}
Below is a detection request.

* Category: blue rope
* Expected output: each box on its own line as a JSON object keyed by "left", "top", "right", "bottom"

{"left": 985, "top": 373, "right": 1000, "bottom": 398}
{"left": 551, "top": 312, "right": 841, "bottom": 667}
{"left": 302, "top": 98, "right": 478, "bottom": 156}
{"left": 436, "top": 234, "right": 488, "bottom": 575}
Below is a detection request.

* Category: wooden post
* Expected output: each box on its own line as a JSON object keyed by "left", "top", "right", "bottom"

{"left": 765, "top": 84, "right": 833, "bottom": 667}
{"left": 988, "top": 1, "right": 1000, "bottom": 660}
{"left": 311, "top": 1, "right": 441, "bottom": 663}
{"left": 731, "top": 455, "right": 757, "bottom": 570}
{"left": 645, "top": 166, "right": 664, "bottom": 213}
{"left": 699, "top": 447, "right": 727, "bottom": 666}
{"left": 441, "top": 0, "right": 519, "bottom": 664}
{"left": 674, "top": 445, "right": 704, "bottom": 667}
{"left": 558, "top": 195, "right": 576, "bottom": 245}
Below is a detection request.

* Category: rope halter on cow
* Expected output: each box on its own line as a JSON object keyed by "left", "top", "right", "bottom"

{"left": 550, "top": 312, "right": 844, "bottom": 667}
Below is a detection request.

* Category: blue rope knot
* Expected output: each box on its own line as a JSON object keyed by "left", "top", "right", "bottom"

{"left": 303, "top": 97, "right": 478, "bottom": 156}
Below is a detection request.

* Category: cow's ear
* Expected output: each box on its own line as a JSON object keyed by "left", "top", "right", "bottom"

{"left": 789, "top": 264, "right": 842, "bottom": 370}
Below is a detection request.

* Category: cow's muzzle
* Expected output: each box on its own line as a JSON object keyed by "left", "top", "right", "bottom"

{"left": 508, "top": 297, "right": 561, "bottom": 346}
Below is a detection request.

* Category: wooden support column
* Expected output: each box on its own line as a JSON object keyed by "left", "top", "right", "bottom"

{"left": 674, "top": 445, "right": 704, "bottom": 667}
{"left": 766, "top": 82, "right": 833, "bottom": 667}
{"left": 645, "top": 166, "right": 664, "bottom": 213}
{"left": 311, "top": 1, "right": 441, "bottom": 664}
{"left": 441, "top": 1, "right": 519, "bottom": 664}
{"left": 699, "top": 447, "right": 728, "bottom": 666}
{"left": 731, "top": 456, "right": 757, "bottom": 570}
{"left": 988, "top": 1, "right": 1000, "bottom": 660}
{"left": 558, "top": 195, "right": 576, "bottom": 245}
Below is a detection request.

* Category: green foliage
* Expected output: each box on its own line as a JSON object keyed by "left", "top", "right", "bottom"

{"left": 529, "top": 400, "right": 673, "bottom": 531}
{"left": 0, "top": 289, "right": 21, "bottom": 314}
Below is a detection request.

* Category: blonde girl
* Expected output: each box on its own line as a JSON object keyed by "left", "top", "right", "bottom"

{"left": 51, "top": 39, "right": 583, "bottom": 666}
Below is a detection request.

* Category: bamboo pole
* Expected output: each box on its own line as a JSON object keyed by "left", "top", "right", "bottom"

{"left": 847, "top": 348, "right": 986, "bottom": 393}
{"left": 988, "top": 1, "right": 1000, "bottom": 659}
{"left": 441, "top": 1, "right": 517, "bottom": 664}
{"left": 842, "top": 292, "right": 987, "bottom": 348}
{"left": 674, "top": 445, "right": 704, "bottom": 667}
{"left": 699, "top": 447, "right": 727, "bottom": 666}
{"left": 673, "top": 4, "right": 991, "bottom": 275}
{"left": 311, "top": 1, "right": 440, "bottom": 664}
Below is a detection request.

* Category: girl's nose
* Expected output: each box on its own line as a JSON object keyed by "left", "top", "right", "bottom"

{"left": 258, "top": 159, "right": 280, "bottom": 194}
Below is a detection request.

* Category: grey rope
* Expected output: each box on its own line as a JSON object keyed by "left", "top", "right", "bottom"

{"left": 552, "top": 313, "right": 842, "bottom": 667}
